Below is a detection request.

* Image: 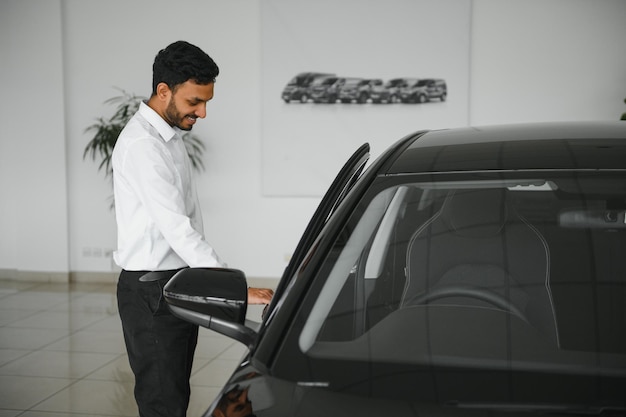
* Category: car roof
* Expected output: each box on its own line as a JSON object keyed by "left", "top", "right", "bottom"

{"left": 385, "top": 121, "right": 626, "bottom": 174}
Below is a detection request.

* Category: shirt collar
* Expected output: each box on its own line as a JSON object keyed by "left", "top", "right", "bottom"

{"left": 138, "top": 101, "right": 182, "bottom": 142}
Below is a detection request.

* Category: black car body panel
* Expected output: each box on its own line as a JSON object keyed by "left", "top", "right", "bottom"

{"left": 388, "top": 122, "right": 626, "bottom": 173}
{"left": 208, "top": 362, "right": 626, "bottom": 417}
{"left": 165, "top": 121, "right": 626, "bottom": 417}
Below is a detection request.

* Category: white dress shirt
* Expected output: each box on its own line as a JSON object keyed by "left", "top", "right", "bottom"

{"left": 112, "top": 102, "right": 224, "bottom": 271}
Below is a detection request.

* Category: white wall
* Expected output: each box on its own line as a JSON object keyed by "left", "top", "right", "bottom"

{"left": 470, "top": 0, "right": 626, "bottom": 124}
{"left": 1, "top": 0, "right": 625, "bottom": 282}
{"left": 0, "top": 0, "right": 69, "bottom": 279}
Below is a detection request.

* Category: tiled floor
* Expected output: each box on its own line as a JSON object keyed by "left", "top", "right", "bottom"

{"left": 0, "top": 279, "right": 254, "bottom": 417}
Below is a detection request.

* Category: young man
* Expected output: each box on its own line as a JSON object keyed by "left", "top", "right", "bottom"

{"left": 112, "top": 41, "right": 273, "bottom": 417}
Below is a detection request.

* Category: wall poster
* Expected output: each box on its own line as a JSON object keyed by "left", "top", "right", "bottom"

{"left": 261, "top": 0, "right": 472, "bottom": 197}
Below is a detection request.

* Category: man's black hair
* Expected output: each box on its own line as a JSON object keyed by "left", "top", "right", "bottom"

{"left": 152, "top": 40, "right": 219, "bottom": 95}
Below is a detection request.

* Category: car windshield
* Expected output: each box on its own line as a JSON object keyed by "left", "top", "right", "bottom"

{"left": 278, "top": 171, "right": 626, "bottom": 406}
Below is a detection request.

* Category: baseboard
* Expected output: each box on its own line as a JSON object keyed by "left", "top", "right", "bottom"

{"left": 0, "top": 269, "right": 70, "bottom": 283}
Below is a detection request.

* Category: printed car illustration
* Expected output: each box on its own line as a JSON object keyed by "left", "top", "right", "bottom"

{"left": 399, "top": 78, "right": 447, "bottom": 103}
{"left": 281, "top": 72, "right": 334, "bottom": 103}
{"left": 310, "top": 76, "right": 345, "bottom": 103}
{"left": 282, "top": 74, "right": 447, "bottom": 105}
{"left": 338, "top": 78, "right": 383, "bottom": 104}
{"left": 162, "top": 121, "right": 626, "bottom": 417}
{"left": 370, "top": 77, "right": 410, "bottom": 103}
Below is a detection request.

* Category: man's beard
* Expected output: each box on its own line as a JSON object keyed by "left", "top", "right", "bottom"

{"left": 164, "top": 99, "right": 194, "bottom": 131}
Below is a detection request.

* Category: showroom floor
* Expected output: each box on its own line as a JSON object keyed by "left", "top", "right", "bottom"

{"left": 0, "top": 279, "right": 257, "bottom": 417}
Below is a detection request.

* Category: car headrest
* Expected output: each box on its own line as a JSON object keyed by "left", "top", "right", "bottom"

{"left": 443, "top": 189, "right": 508, "bottom": 237}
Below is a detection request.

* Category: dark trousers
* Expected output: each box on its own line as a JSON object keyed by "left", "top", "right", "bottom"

{"left": 117, "top": 269, "right": 199, "bottom": 417}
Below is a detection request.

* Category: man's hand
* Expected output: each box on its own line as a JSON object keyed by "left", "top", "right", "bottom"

{"left": 247, "top": 287, "right": 274, "bottom": 305}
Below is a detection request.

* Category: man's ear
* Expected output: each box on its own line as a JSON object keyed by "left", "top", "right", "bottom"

{"left": 155, "top": 82, "right": 171, "bottom": 101}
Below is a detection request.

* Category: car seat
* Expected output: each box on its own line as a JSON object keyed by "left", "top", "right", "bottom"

{"left": 401, "top": 188, "right": 559, "bottom": 346}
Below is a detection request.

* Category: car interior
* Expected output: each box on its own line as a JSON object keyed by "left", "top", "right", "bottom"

{"left": 299, "top": 176, "right": 626, "bottom": 371}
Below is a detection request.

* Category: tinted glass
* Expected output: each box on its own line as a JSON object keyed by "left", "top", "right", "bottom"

{"left": 276, "top": 172, "right": 626, "bottom": 408}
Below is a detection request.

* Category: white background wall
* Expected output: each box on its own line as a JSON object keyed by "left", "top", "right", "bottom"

{"left": 1, "top": 0, "right": 625, "bottom": 282}
{"left": 260, "top": 0, "right": 472, "bottom": 196}
{"left": 1, "top": 1, "right": 69, "bottom": 277}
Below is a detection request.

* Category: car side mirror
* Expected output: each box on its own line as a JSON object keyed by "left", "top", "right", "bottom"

{"left": 163, "top": 268, "right": 257, "bottom": 347}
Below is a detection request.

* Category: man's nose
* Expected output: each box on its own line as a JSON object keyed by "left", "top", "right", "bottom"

{"left": 195, "top": 103, "right": 207, "bottom": 118}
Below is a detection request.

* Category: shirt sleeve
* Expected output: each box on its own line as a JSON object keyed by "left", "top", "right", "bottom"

{"left": 119, "top": 136, "right": 225, "bottom": 268}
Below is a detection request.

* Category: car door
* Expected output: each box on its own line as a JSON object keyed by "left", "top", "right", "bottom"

{"left": 265, "top": 143, "right": 370, "bottom": 318}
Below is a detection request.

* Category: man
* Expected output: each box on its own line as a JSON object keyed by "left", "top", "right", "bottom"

{"left": 112, "top": 40, "right": 273, "bottom": 417}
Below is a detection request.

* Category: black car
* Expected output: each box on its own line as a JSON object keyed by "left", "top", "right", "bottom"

{"left": 164, "top": 121, "right": 626, "bottom": 417}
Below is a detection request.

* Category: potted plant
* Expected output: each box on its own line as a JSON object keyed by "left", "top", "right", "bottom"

{"left": 84, "top": 88, "right": 205, "bottom": 180}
